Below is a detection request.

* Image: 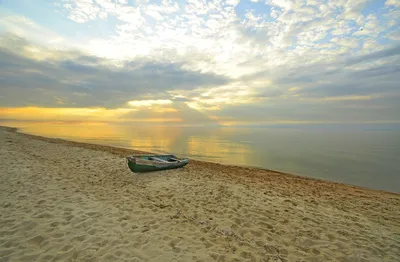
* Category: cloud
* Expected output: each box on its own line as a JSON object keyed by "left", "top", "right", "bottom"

{"left": 345, "top": 44, "right": 400, "bottom": 66}
{"left": 59, "top": 60, "right": 99, "bottom": 74}
{"left": 0, "top": 7, "right": 79, "bottom": 50}
{"left": 213, "top": 40, "right": 400, "bottom": 124}
{"left": 0, "top": 0, "right": 389, "bottom": 80}
{"left": 385, "top": 0, "right": 400, "bottom": 8}
{"left": 268, "top": 47, "right": 400, "bottom": 100}
{"left": 0, "top": 34, "right": 229, "bottom": 109}
{"left": 0, "top": 1, "right": 399, "bottom": 124}
{"left": 61, "top": 0, "right": 104, "bottom": 23}
{"left": 118, "top": 102, "right": 219, "bottom": 125}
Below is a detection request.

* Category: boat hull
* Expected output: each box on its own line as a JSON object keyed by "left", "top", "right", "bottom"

{"left": 127, "top": 155, "right": 189, "bottom": 173}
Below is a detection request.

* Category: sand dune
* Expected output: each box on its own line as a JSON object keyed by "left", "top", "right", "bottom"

{"left": 0, "top": 126, "right": 399, "bottom": 261}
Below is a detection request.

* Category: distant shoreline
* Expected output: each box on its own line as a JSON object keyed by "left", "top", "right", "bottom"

{"left": 1, "top": 125, "right": 397, "bottom": 195}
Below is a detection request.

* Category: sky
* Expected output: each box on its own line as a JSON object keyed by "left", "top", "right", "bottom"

{"left": 0, "top": 0, "right": 399, "bottom": 126}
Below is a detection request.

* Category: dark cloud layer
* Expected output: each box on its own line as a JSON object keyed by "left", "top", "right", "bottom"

{"left": 1, "top": 34, "right": 399, "bottom": 124}
{"left": 228, "top": 44, "right": 400, "bottom": 123}
{"left": 345, "top": 44, "right": 400, "bottom": 66}
{"left": 0, "top": 35, "right": 229, "bottom": 108}
{"left": 259, "top": 44, "right": 400, "bottom": 100}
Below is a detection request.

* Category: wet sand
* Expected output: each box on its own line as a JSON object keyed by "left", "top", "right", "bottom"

{"left": 0, "top": 126, "right": 399, "bottom": 261}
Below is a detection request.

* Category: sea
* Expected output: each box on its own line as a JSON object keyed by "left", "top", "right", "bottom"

{"left": 2, "top": 121, "right": 400, "bottom": 193}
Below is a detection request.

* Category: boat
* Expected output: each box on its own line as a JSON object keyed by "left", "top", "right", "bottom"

{"left": 126, "top": 154, "right": 189, "bottom": 173}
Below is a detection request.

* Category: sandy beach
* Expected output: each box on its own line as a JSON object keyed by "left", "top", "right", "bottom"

{"left": 0, "top": 126, "right": 399, "bottom": 261}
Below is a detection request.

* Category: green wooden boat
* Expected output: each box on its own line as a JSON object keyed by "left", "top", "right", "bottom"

{"left": 126, "top": 154, "right": 189, "bottom": 173}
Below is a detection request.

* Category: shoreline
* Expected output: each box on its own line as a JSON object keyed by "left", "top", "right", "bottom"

{"left": 2, "top": 125, "right": 397, "bottom": 195}
{"left": 1, "top": 125, "right": 399, "bottom": 261}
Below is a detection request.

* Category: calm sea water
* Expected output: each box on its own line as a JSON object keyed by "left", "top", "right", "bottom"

{"left": 2, "top": 121, "right": 400, "bottom": 192}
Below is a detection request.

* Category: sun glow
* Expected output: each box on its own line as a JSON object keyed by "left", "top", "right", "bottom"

{"left": 0, "top": 107, "right": 135, "bottom": 121}
{"left": 0, "top": 106, "right": 186, "bottom": 123}
{"left": 127, "top": 99, "right": 172, "bottom": 107}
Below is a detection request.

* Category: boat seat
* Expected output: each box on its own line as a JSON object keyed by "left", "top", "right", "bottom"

{"left": 149, "top": 157, "right": 170, "bottom": 163}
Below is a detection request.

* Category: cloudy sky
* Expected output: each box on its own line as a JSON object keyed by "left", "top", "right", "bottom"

{"left": 0, "top": 0, "right": 399, "bottom": 125}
